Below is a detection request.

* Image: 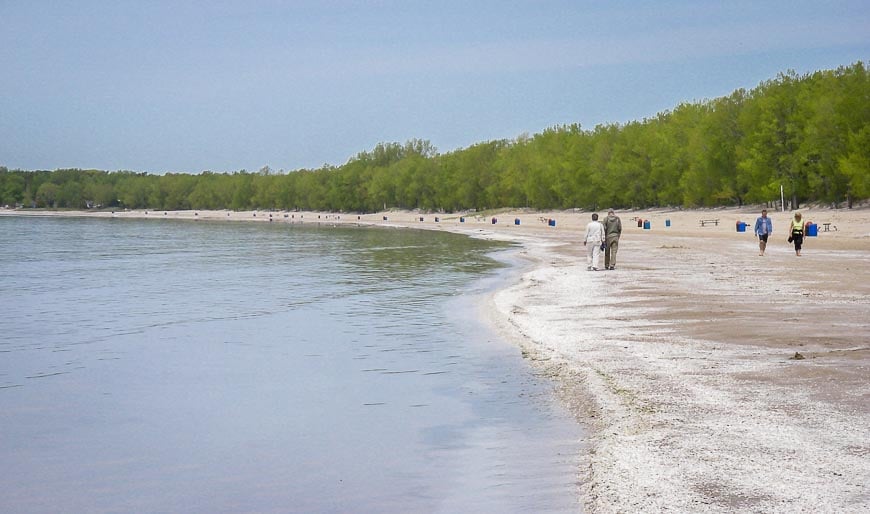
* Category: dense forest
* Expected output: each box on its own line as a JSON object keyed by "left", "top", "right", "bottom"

{"left": 2, "top": 62, "right": 868, "bottom": 212}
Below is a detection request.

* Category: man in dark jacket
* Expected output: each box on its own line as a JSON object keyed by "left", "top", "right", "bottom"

{"left": 603, "top": 209, "right": 622, "bottom": 270}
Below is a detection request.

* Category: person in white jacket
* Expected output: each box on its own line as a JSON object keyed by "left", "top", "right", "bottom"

{"left": 583, "top": 213, "right": 606, "bottom": 271}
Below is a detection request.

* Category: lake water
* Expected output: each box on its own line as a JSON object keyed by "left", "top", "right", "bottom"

{"left": 0, "top": 216, "right": 583, "bottom": 513}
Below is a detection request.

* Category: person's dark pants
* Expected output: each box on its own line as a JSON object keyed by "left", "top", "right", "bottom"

{"left": 792, "top": 232, "right": 803, "bottom": 252}
{"left": 759, "top": 233, "right": 769, "bottom": 253}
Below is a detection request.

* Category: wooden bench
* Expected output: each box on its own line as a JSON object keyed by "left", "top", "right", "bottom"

{"left": 699, "top": 219, "right": 720, "bottom": 227}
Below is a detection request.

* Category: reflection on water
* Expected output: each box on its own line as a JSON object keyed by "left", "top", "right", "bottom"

{"left": 0, "top": 216, "right": 583, "bottom": 513}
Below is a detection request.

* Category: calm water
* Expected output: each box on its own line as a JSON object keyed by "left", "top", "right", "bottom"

{"left": 0, "top": 216, "right": 583, "bottom": 513}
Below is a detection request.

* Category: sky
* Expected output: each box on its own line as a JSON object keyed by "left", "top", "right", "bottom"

{"left": 1, "top": 0, "right": 868, "bottom": 174}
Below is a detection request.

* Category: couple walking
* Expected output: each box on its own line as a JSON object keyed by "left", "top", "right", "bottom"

{"left": 583, "top": 209, "right": 622, "bottom": 271}
{"left": 755, "top": 209, "right": 807, "bottom": 256}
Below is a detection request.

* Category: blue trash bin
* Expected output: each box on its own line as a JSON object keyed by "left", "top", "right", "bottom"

{"left": 665, "top": 219, "right": 671, "bottom": 227}
{"left": 548, "top": 219, "right": 556, "bottom": 227}
{"left": 643, "top": 220, "right": 651, "bottom": 230}
{"left": 806, "top": 223, "right": 818, "bottom": 237}
{"left": 514, "top": 218, "right": 520, "bottom": 225}
{"left": 736, "top": 221, "right": 747, "bottom": 232}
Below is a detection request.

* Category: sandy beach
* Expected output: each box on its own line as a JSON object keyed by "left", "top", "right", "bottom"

{"left": 5, "top": 205, "right": 869, "bottom": 512}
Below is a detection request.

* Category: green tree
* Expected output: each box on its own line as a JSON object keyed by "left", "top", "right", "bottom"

{"left": 840, "top": 126, "right": 870, "bottom": 203}
{"left": 682, "top": 91, "right": 746, "bottom": 206}
{"left": 739, "top": 72, "right": 810, "bottom": 208}
{"left": 35, "top": 182, "right": 60, "bottom": 207}
{"left": 1, "top": 171, "right": 25, "bottom": 206}
{"left": 229, "top": 172, "right": 254, "bottom": 210}
{"left": 83, "top": 181, "right": 116, "bottom": 208}
{"left": 57, "top": 180, "right": 84, "bottom": 208}
{"left": 162, "top": 174, "right": 196, "bottom": 210}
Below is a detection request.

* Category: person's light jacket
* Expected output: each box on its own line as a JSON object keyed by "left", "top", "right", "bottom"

{"left": 754, "top": 216, "right": 773, "bottom": 237}
{"left": 584, "top": 221, "right": 605, "bottom": 245}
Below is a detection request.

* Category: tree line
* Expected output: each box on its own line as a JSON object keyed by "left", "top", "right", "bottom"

{"left": 2, "top": 62, "right": 868, "bottom": 212}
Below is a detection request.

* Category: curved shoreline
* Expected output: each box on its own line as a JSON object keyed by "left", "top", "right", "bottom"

{"left": 4, "top": 206, "right": 870, "bottom": 511}
{"left": 465, "top": 208, "right": 870, "bottom": 512}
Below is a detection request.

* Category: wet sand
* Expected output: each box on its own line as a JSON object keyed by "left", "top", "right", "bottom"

{"left": 5, "top": 205, "right": 870, "bottom": 511}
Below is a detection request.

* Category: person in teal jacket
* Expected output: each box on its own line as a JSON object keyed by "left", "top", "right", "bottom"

{"left": 754, "top": 209, "right": 773, "bottom": 256}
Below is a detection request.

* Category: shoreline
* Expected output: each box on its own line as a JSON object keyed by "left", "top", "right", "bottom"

{"left": 4, "top": 206, "right": 870, "bottom": 511}
{"left": 469, "top": 207, "right": 870, "bottom": 512}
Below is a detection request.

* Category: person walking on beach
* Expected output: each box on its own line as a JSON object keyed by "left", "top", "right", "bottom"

{"left": 788, "top": 212, "right": 807, "bottom": 256}
{"left": 754, "top": 208, "right": 773, "bottom": 256}
{"left": 603, "top": 209, "right": 622, "bottom": 269}
{"left": 583, "top": 213, "right": 605, "bottom": 271}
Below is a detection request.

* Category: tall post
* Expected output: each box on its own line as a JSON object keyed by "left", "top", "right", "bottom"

{"left": 780, "top": 184, "right": 785, "bottom": 211}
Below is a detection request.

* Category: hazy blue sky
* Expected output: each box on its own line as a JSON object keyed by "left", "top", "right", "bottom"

{"left": 2, "top": 1, "right": 868, "bottom": 174}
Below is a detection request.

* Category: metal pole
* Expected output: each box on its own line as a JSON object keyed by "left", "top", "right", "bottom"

{"left": 779, "top": 184, "right": 785, "bottom": 212}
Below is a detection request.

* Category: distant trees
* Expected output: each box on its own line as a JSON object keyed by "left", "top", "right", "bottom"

{"left": 2, "top": 62, "right": 868, "bottom": 212}
{"left": 0, "top": 168, "right": 26, "bottom": 206}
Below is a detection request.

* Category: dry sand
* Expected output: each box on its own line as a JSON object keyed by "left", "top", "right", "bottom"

{"left": 5, "top": 205, "right": 869, "bottom": 512}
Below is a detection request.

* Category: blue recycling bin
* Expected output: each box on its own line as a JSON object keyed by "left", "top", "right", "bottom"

{"left": 665, "top": 219, "right": 671, "bottom": 227}
{"left": 548, "top": 219, "right": 556, "bottom": 227}
{"left": 806, "top": 223, "right": 818, "bottom": 237}
{"left": 514, "top": 218, "right": 520, "bottom": 225}
{"left": 736, "top": 221, "right": 747, "bottom": 232}
{"left": 643, "top": 220, "right": 651, "bottom": 230}
{"left": 460, "top": 217, "right": 465, "bottom": 223}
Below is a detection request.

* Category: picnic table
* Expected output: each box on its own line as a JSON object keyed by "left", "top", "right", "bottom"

{"left": 822, "top": 222, "right": 837, "bottom": 232}
{"left": 699, "top": 219, "right": 720, "bottom": 227}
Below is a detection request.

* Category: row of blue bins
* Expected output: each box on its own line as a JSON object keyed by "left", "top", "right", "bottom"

{"left": 457, "top": 216, "right": 815, "bottom": 236}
